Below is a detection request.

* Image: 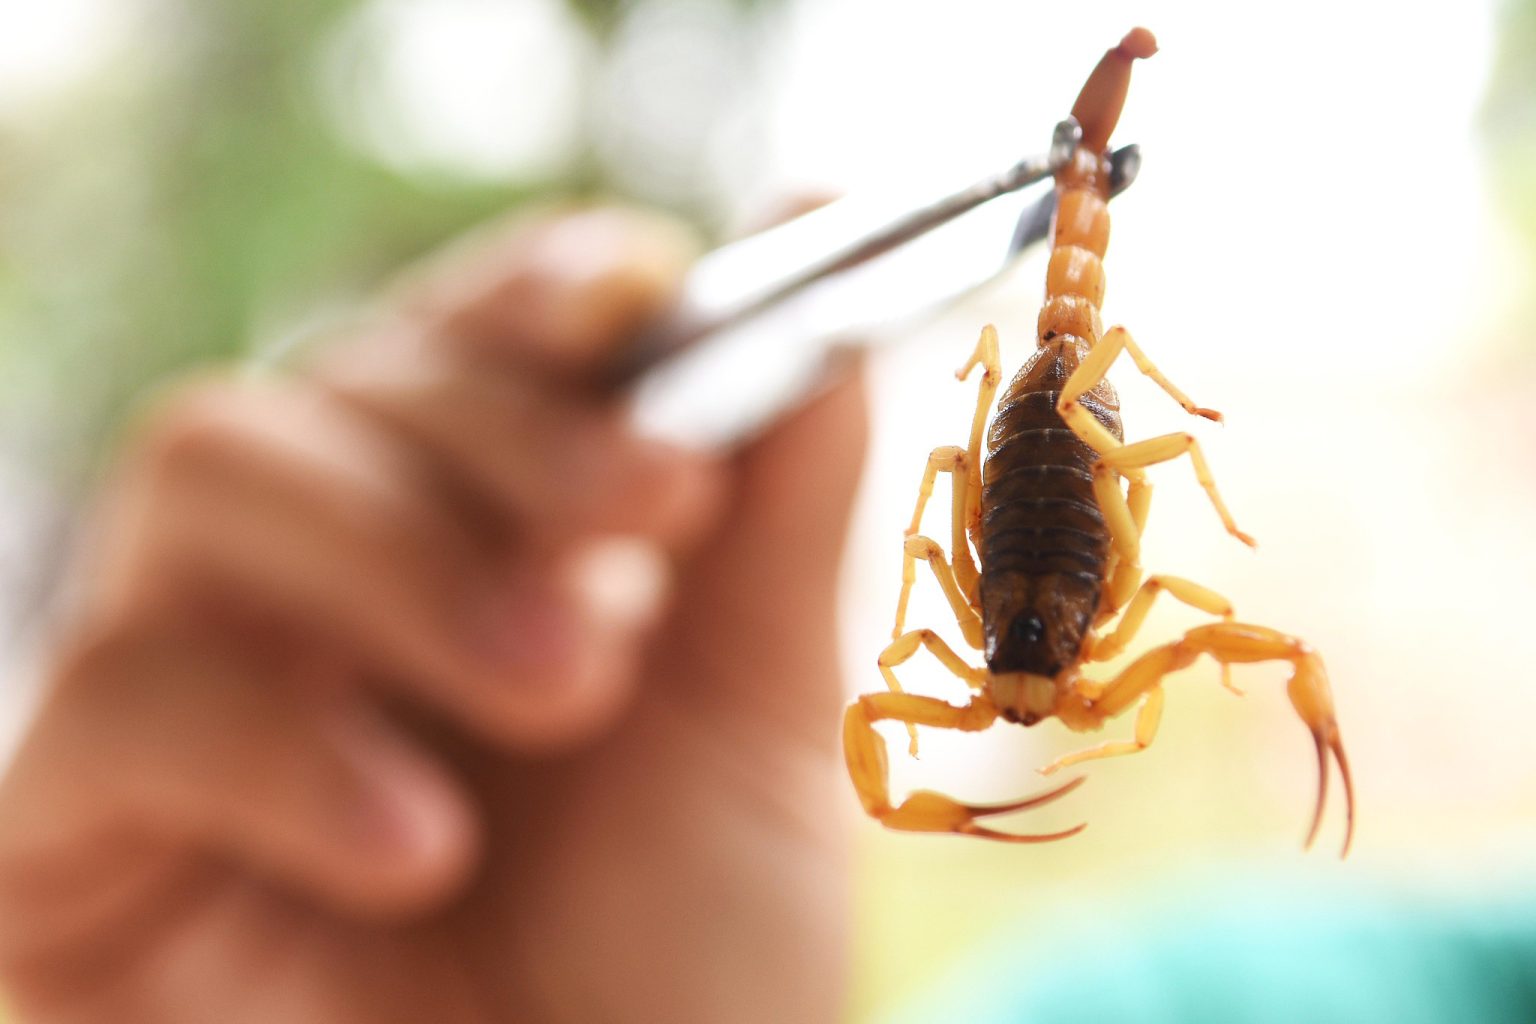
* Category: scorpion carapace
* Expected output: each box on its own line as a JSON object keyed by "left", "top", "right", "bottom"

{"left": 843, "top": 28, "right": 1356, "bottom": 855}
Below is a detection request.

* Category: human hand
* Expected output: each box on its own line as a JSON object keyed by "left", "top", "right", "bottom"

{"left": 0, "top": 207, "right": 866, "bottom": 1023}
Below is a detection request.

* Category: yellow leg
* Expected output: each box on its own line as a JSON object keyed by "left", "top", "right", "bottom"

{"left": 1097, "top": 433, "right": 1256, "bottom": 548}
{"left": 843, "top": 691, "right": 1086, "bottom": 842}
{"left": 1059, "top": 401, "right": 1128, "bottom": 459}
{"left": 958, "top": 328, "right": 1007, "bottom": 528}
{"left": 1092, "top": 575, "right": 1232, "bottom": 659}
{"left": 1055, "top": 328, "right": 1249, "bottom": 548}
{"left": 894, "top": 328, "right": 997, "bottom": 636}
{"left": 904, "top": 446, "right": 975, "bottom": 606}
{"left": 955, "top": 324, "right": 1002, "bottom": 551}
{"left": 1096, "top": 326, "right": 1223, "bottom": 421}
{"left": 1056, "top": 336, "right": 1129, "bottom": 459}
{"left": 1063, "top": 622, "right": 1354, "bottom": 857}
{"left": 1093, "top": 462, "right": 1145, "bottom": 566}
{"left": 895, "top": 535, "right": 984, "bottom": 650}
{"left": 1039, "top": 687, "right": 1165, "bottom": 775}
{"left": 879, "top": 629, "right": 989, "bottom": 756}
{"left": 905, "top": 446, "right": 962, "bottom": 536}
{"left": 1102, "top": 476, "right": 1153, "bottom": 614}
{"left": 1091, "top": 574, "right": 1242, "bottom": 694}
{"left": 1092, "top": 463, "right": 1152, "bottom": 632}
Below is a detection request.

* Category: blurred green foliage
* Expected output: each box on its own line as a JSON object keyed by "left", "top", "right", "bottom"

{"left": 0, "top": 0, "right": 773, "bottom": 491}
{"left": 566, "top": 0, "right": 771, "bottom": 38}
{"left": 1484, "top": 0, "right": 1536, "bottom": 251}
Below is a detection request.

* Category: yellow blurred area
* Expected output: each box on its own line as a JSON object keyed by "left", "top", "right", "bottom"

{"left": 3, "top": 0, "right": 1535, "bottom": 1021}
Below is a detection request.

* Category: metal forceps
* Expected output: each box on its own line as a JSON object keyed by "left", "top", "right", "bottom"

{"left": 623, "top": 117, "right": 1141, "bottom": 448}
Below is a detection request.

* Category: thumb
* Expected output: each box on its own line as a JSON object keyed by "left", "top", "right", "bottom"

{"left": 651, "top": 357, "right": 868, "bottom": 740}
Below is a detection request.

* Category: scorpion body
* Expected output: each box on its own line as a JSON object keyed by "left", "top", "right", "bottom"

{"left": 844, "top": 29, "right": 1356, "bottom": 854}
{"left": 979, "top": 346, "right": 1119, "bottom": 690}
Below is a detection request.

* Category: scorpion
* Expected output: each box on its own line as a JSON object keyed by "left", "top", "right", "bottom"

{"left": 842, "top": 28, "right": 1355, "bottom": 856}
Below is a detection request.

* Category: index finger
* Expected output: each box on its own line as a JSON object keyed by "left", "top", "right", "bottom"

{"left": 394, "top": 206, "right": 699, "bottom": 378}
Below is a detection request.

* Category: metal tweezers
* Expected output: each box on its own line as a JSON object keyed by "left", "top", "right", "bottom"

{"left": 623, "top": 117, "right": 1140, "bottom": 449}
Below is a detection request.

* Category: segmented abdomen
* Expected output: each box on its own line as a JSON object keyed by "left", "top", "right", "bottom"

{"left": 976, "top": 342, "right": 1121, "bottom": 676}
{"left": 981, "top": 350, "right": 1120, "bottom": 586}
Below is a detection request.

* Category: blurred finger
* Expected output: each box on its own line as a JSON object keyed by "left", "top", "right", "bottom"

{"left": 316, "top": 327, "right": 723, "bottom": 545}
{"left": 104, "top": 380, "right": 634, "bottom": 747}
{"left": 17, "top": 624, "right": 480, "bottom": 920}
{"left": 655, "top": 357, "right": 869, "bottom": 741}
{"left": 397, "top": 206, "right": 698, "bottom": 376}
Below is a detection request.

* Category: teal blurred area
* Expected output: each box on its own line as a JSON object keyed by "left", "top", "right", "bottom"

{"left": 884, "top": 877, "right": 1536, "bottom": 1024}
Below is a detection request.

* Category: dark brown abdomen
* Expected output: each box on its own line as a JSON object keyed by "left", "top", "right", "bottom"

{"left": 978, "top": 341, "right": 1122, "bottom": 676}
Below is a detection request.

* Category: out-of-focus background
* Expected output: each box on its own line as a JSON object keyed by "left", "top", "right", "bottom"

{"left": 2, "top": 0, "right": 1535, "bottom": 1020}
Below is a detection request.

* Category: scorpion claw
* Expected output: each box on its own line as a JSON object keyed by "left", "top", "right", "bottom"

{"left": 1302, "top": 726, "right": 1356, "bottom": 859}
{"left": 960, "top": 821, "right": 1088, "bottom": 844}
{"left": 1335, "top": 737, "right": 1357, "bottom": 858}
{"left": 963, "top": 773, "right": 1086, "bottom": 815}
{"left": 1303, "top": 733, "right": 1329, "bottom": 853}
{"left": 952, "top": 776, "right": 1088, "bottom": 842}
{"left": 1194, "top": 406, "right": 1223, "bottom": 423}
{"left": 876, "top": 776, "right": 1088, "bottom": 842}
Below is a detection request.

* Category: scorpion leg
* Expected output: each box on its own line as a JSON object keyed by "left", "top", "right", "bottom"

{"left": 896, "top": 324, "right": 1000, "bottom": 626}
{"left": 882, "top": 329, "right": 998, "bottom": 758}
{"left": 901, "top": 445, "right": 973, "bottom": 605}
{"left": 896, "top": 536, "right": 984, "bottom": 650}
{"left": 1095, "top": 326, "right": 1223, "bottom": 421}
{"left": 1040, "top": 687, "right": 1165, "bottom": 775}
{"left": 1090, "top": 576, "right": 1241, "bottom": 694}
{"left": 1100, "top": 475, "right": 1152, "bottom": 613}
{"left": 878, "top": 629, "right": 989, "bottom": 756}
{"left": 1093, "top": 462, "right": 1149, "bottom": 568}
{"left": 954, "top": 324, "right": 1002, "bottom": 589}
{"left": 1056, "top": 333, "right": 1252, "bottom": 547}
{"left": 1096, "top": 433, "right": 1256, "bottom": 548}
{"left": 905, "top": 446, "right": 964, "bottom": 539}
{"left": 1061, "top": 624, "right": 1354, "bottom": 856}
{"left": 1092, "top": 574, "right": 1242, "bottom": 695}
{"left": 843, "top": 691, "right": 1086, "bottom": 842}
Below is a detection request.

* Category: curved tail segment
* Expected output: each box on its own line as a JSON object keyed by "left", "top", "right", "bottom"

{"left": 1040, "top": 29, "right": 1157, "bottom": 352}
{"left": 1070, "top": 28, "right": 1158, "bottom": 154}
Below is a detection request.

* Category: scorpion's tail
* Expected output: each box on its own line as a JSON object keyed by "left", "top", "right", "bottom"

{"left": 1039, "top": 29, "right": 1155, "bottom": 350}
{"left": 1071, "top": 28, "right": 1158, "bottom": 153}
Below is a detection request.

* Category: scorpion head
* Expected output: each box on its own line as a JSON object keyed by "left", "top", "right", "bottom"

{"left": 990, "top": 671, "right": 1057, "bottom": 726}
{"left": 981, "top": 571, "right": 1096, "bottom": 685}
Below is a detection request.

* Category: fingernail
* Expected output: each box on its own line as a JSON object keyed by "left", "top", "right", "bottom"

{"left": 325, "top": 712, "right": 480, "bottom": 904}
{"left": 569, "top": 538, "right": 670, "bottom": 631}
{"left": 346, "top": 777, "right": 436, "bottom": 858}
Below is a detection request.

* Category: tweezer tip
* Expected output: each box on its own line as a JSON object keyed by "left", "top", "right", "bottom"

{"left": 1109, "top": 144, "right": 1141, "bottom": 195}
{"left": 1048, "top": 117, "right": 1083, "bottom": 168}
